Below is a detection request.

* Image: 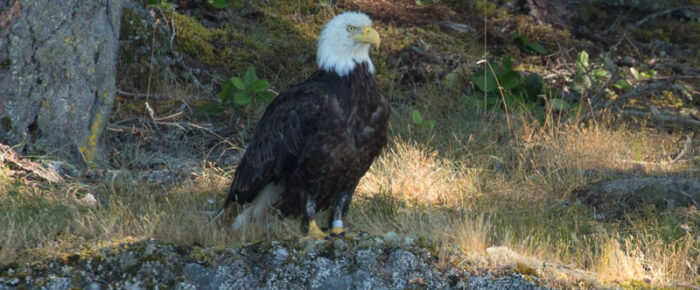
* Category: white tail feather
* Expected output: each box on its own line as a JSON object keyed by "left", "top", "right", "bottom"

{"left": 233, "top": 183, "right": 281, "bottom": 230}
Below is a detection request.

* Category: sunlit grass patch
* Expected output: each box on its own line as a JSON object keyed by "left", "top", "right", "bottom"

{"left": 358, "top": 139, "right": 478, "bottom": 206}
{"left": 1, "top": 108, "right": 697, "bottom": 287}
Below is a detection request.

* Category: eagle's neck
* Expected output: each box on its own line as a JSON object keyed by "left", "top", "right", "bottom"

{"left": 317, "top": 40, "right": 375, "bottom": 77}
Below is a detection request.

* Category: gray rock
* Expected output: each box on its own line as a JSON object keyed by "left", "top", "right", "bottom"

{"left": 0, "top": 238, "right": 548, "bottom": 289}
{"left": 182, "top": 263, "right": 217, "bottom": 289}
{"left": 384, "top": 249, "right": 418, "bottom": 273}
{"left": 270, "top": 246, "right": 289, "bottom": 265}
{"left": 354, "top": 249, "right": 379, "bottom": 270}
{"left": 41, "top": 276, "right": 71, "bottom": 290}
{"left": 467, "top": 274, "right": 545, "bottom": 290}
{"left": 83, "top": 282, "right": 102, "bottom": 290}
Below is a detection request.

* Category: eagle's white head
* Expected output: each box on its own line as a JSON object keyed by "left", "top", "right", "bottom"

{"left": 317, "top": 12, "right": 380, "bottom": 77}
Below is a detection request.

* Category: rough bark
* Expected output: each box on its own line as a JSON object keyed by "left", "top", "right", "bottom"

{"left": 0, "top": 0, "right": 124, "bottom": 166}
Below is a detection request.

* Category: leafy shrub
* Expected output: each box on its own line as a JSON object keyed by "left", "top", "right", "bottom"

{"left": 219, "top": 66, "right": 276, "bottom": 106}
{"left": 512, "top": 33, "right": 548, "bottom": 55}
{"left": 467, "top": 55, "right": 571, "bottom": 122}
{"left": 411, "top": 110, "right": 436, "bottom": 129}
{"left": 569, "top": 50, "right": 611, "bottom": 97}
{"left": 198, "top": 66, "right": 276, "bottom": 116}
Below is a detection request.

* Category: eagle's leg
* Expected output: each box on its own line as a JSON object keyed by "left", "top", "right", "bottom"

{"left": 328, "top": 183, "right": 358, "bottom": 238}
{"left": 300, "top": 195, "right": 327, "bottom": 240}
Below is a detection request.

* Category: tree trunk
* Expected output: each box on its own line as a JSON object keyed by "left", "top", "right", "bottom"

{"left": 0, "top": 0, "right": 124, "bottom": 166}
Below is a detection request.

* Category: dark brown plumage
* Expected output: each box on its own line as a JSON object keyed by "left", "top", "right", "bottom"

{"left": 221, "top": 62, "right": 388, "bottom": 235}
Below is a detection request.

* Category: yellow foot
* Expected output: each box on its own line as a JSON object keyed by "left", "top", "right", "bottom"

{"left": 299, "top": 220, "right": 328, "bottom": 242}
{"left": 329, "top": 226, "right": 345, "bottom": 239}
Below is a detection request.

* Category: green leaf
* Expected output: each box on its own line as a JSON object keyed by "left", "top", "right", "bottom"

{"left": 472, "top": 73, "right": 497, "bottom": 93}
{"left": 207, "top": 0, "right": 228, "bottom": 8}
{"left": 231, "top": 77, "right": 246, "bottom": 90}
{"left": 233, "top": 90, "right": 253, "bottom": 105}
{"left": 512, "top": 33, "right": 527, "bottom": 47}
{"left": 497, "top": 56, "right": 521, "bottom": 90}
{"left": 592, "top": 69, "right": 610, "bottom": 79}
{"left": 443, "top": 72, "right": 462, "bottom": 90}
{"left": 526, "top": 42, "right": 548, "bottom": 54}
{"left": 578, "top": 51, "right": 589, "bottom": 68}
{"left": 532, "top": 105, "right": 546, "bottom": 124}
{"left": 630, "top": 67, "right": 640, "bottom": 80}
{"left": 575, "top": 61, "right": 585, "bottom": 75}
{"left": 243, "top": 66, "right": 258, "bottom": 85}
{"left": 501, "top": 55, "right": 514, "bottom": 74}
{"left": 249, "top": 79, "right": 270, "bottom": 92}
{"left": 522, "top": 74, "right": 544, "bottom": 100}
{"left": 422, "top": 119, "right": 436, "bottom": 129}
{"left": 613, "top": 78, "right": 633, "bottom": 90}
{"left": 548, "top": 98, "right": 571, "bottom": 110}
{"left": 499, "top": 70, "right": 521, "bottom": 90}
{"left": 411, "top": 110, "right": 423, "bottom": 124}
{"left": 255, "top": 91, "right": 277, "bottom": 103}
{"left": 642, "top": 69, "right": 656, "bottom": 79}
{"left": 218, "top": 79, "right": 235, "bottom": 101}
{"left": 146, "top": 0, "right": 160, "bottom": 5}
{"left": 576, "top": 75, "right": 592, "bottom": 90}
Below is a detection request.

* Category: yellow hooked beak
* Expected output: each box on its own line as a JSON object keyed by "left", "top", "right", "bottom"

{"left": 349, "top": 26, "right": 380, "bottom": 49}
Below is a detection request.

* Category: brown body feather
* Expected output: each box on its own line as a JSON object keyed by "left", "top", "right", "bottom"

{"left": 223, "top": 63, "right": 389, "bottom": 230}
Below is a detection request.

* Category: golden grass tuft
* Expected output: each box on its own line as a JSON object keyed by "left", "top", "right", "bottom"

{"left": 357, "top": 140, "right": 475, "bottom": 206}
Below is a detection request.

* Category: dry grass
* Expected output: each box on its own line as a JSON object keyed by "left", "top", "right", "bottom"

{"left": 358, "top": 139, "right": 476, "bottom": 206}
{"left": 1, "top": 109, "right": 698, "bottom": 287}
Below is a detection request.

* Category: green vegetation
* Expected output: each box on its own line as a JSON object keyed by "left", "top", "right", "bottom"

{"left": 411, "top": 110, "right": 436, "bottom": 129}
{"left": 220, "top": 66, "right": 276, "bottom": 106}
{"left": 2, "top": 0, "right": 699, "bottom": 288}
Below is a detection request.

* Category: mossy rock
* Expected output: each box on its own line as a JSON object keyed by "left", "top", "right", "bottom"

{"left": 118, "top": 5, "right": 174, "bottom": 91}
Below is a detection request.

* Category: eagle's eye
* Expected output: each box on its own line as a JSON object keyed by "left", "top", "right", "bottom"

{"left": 346, "top": 25, "right": 357, "bottom": 33}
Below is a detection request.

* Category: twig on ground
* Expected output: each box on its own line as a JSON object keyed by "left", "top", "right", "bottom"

{"left": 605, "top": 77, "right": 674, "bottom": 108}
{"left": 635, "top": 6, "right": 699, "bottom": 27}
{"left": 617, "top": 109, "right": 700, "bottom": 128}
{"left": 117, "top": 90, "right": 171, "bottom": 99}
{"left": 677, "top": 190, "right": 700, "bottom": 209}
{"left": 0, "top": 143, "right": 63, "bottom": 183}
{"left": 671, "top": 134, "right": 692, "bottom": 163}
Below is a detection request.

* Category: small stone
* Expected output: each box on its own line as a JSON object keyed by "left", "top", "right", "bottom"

{"left": 79, "top": 193, "right": 98, "bottom": 207}
{"left": 271, "top": 247, "right": 289, "bottom": 265}
{"left": 144, "top": 243, "right": 157, "bottom": 255}
{"left": 384, "top": 231, "right": 400, "bottom": 243}
{"left": 333, "top": 238, "right": 346, "bottom": 249}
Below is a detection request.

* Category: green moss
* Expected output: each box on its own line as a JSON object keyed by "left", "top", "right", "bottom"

{"left": 516, "top": 262, "right": 538, "bottom": 276}
{"left": 574, "top": 4, "right": 609, "bottom": 30}
{"left": 513, "top": 16, "right": 575, "bottom": 52}
{"left": 189, "top": 246, "right": 217, "bottom": 265}
{"left": 173, "top": 12, "right": 232, "bottom": 68}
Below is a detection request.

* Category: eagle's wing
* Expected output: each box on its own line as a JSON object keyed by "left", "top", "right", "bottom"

{"left": 223, "top": 85, "right": 323, "bottom": 207}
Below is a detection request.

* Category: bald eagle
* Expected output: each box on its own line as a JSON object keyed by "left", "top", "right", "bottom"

{"left": 218, "top": 12, "right": 389, "bottom": 239}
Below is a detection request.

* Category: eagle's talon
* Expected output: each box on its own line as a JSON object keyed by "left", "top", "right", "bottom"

{"left": 300, "top": 220, "right": 328, "bottom": 241}
{"left": 329, "top": 231, "right": 345, "bottom": 239}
